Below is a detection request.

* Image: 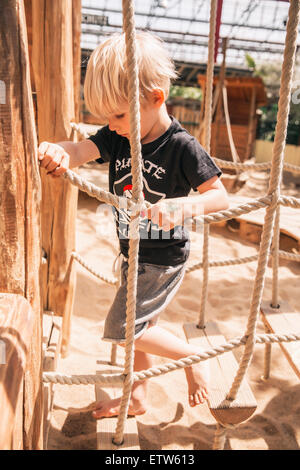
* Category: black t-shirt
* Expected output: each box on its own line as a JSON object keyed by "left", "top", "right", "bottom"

{"left": 88, "top": 117, "right": 221, "bottom": 266}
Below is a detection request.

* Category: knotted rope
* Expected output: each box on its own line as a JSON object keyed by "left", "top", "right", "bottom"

{"left": 227, "top": 0, "right": 300, "bottom": 401}
{"left": 198, "top": 0, "right": 218, "bottom": 329}
{"left": 112, "top": 0, "right": 145, "bottom": 446}
{"left": 43, "top": 331, "right": 300, "bottom": 385}
{"left": 66, "top": 0, "right": 300, "bottom": 449}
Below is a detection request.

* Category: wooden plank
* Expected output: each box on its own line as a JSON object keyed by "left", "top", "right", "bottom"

{"left": 260, "top": 300, "right": 300, "bottom": 379}
{"left": 95, "top": 363, "right": 140, "bottom": 450}
{"left": 183, "top": 321, "right": 257, "bottom": 425}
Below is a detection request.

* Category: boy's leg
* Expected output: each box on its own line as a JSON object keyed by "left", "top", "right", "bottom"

{"left": 93, "top": 349, "right": 151, "bottom": 419}
{"left": 134, "top": 325, "right": 209, "bottom": 406}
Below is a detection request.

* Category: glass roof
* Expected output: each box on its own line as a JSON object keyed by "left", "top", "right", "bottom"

{"left": 81, "top": 0, "right": 300, "bottom": 70}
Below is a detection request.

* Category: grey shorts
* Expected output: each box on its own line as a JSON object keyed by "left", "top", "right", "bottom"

{"left": 102, "top": 257, "right": 186, "bottom": 343}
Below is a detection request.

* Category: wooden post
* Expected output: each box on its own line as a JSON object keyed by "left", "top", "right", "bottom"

{"left": 72, "top": 0, "right": 82, "bottom": 123}
{"left": 0, "top": 0, "right": 43, "bottom": 449}
{"left": 31, "top": 0, "right": 81, "bottom": 356}
{"left": 245, "top": 86, "right": 257, "bottom": 160}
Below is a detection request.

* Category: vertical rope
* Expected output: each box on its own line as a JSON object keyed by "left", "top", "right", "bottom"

{"left": 198, "top": 0, "right": 218, "bottom": 329}
{"left": 271, "top": 206, "right": 281, "bottom": 308}
{"left": 212, "top": 423, "right": 227, "bottom": 450}
{"left": 227, "top": 0, "right": 300, "bottom": 401}
{"left": 262, "top": 326, "right": 272, "bottom": 380}
{"left": 198, "top": 225, "right": 209, "bottom": 328}
{"left": 262, "top": 205, "right": 281, "bottom": 379}
{"left": 113, "top": 0, "right": 144, "bottom": 445}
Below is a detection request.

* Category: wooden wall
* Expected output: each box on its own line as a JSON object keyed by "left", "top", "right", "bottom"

{"left": 0, "top": 0, "right": 43, "bottom": 449}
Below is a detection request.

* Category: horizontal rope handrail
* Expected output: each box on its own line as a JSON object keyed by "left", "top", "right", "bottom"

{"left": 186, "top": 248, "right": 300, "bottom": 273}
{"left": 280, "top": 194, "right": 300, "bottom": 209}
{"left": 213, "top": 157, "right": 300, "bottom": 175}
{"left": 64, "top": 167, "right": 281, "bottom": 226}
{"left": 43, "top": 331, "right": 300, "bottom": 386}
{"left": 64, "top": 169, "right": 150, "bottom": 212}
{"left": 43, "top": 372, "right": 124, "bottom": 386}
{"left": 186, "top": 254, "right": 260, "bottom": 273}
{"left": 194, "top": 195, "right": 272, "bottom": 225}
{"left": 277, "top": 249, "right": 300, "bottom": 261}
{"left": 71, "top": 251, "right": 118, "bottom": 286}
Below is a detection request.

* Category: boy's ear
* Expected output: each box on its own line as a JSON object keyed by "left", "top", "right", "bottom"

{"left": 151, "top": 88, "right": 165, "bottom": 107}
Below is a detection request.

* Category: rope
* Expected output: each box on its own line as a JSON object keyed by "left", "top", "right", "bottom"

{"left": 64, "top": 168, "right": 150, "bottom": 212}
{"left": 277, "top": 249, "right": 300, "bottom": 261}
{"left": 198, "top": 0, "right": 217, "bottom": 330}
{"left": 195, "top": 195, "right": 272, "bottom": 224}
{"left": 71, "top": 251, "right": 118, "bottom": 286}
{"left": 65, "top": 1, "right": 300, "bottom": 442}
{"left": 42, "top": 331, "right": 300, "bottom": 385}
{"left": 186, "top": 254, "right": 260, "bottom": 273}
{"left": 113, "top": 0, "right": 145, "bottom": 446}
{"left": 186, "top": 248, "right": 300, "bottom": 275}
{"left": 213, "top": 423, "right": 229, "bottom": 450}
{"left": 222, "top": 85, "right": 241, "bottom": 163}
{"left": 228, "top": 0, "right": 300, "bottom": 401}
{"left": 213, "top": 157, "right": 300, "bottom": 174}
{"left": 280, "top": 194, "right": 300, "bottom": 209}
{"left": 63, "top": 168, "right": 300, "bottom": 225}
{"left": 262, "top": 325, "right": 272, "bottom": 381}
{"left": 198, "top": 224, "right": 209, "bottom": 328}
{"left": 271, "top": 206, "right": 281, "bottom": 308}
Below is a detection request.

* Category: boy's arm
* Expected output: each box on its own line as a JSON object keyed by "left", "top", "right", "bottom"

{"left": 194, "top": 175, "right": 229, "bottom": 214}
{"left": 38, "top": 139, "right": 101, "bottom": 176}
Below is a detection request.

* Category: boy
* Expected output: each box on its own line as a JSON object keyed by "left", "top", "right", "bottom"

{"left": 38, "top": 32, "right": 229, "bottom": 418}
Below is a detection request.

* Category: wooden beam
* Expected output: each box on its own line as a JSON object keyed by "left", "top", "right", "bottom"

{"left": 245, "top": 86, "right": 257, "bottom": 160}
{"left": 31, "top": 0, "right": 80, "bottom": 356}
{"left": 72, "top": 0, "right": 82, "bottom": 123}
{"left": 0, "top": 295, "right": 35, "bottom": 450}
{"left": 0, "top": 0, "right": 43, "bottom": 449}
{"left": 214, "top": 0, "right": 224, "bottom": 63}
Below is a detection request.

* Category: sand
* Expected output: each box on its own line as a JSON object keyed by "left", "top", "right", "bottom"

{"left": 47, "top": 176, "right": 300, "bottom": 451}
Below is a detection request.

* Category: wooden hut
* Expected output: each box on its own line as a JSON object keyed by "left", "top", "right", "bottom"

{"left": 197, "top": 74, "right": 267, "bottom": 162}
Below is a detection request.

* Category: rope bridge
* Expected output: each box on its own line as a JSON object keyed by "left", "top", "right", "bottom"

{"left": 44, "top": 0, "right": 300, "bottom": 450}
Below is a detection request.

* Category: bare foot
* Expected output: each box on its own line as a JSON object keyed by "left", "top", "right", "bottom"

{"left": 184, "top": 360, "right": 210, "bottom": 407}
{"left": 92, "top": 396, "right": 147, "bottom": 419}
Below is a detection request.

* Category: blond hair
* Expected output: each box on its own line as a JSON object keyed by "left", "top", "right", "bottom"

{"left": 84, "top": 31, "right": 177, "bottom": 123}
